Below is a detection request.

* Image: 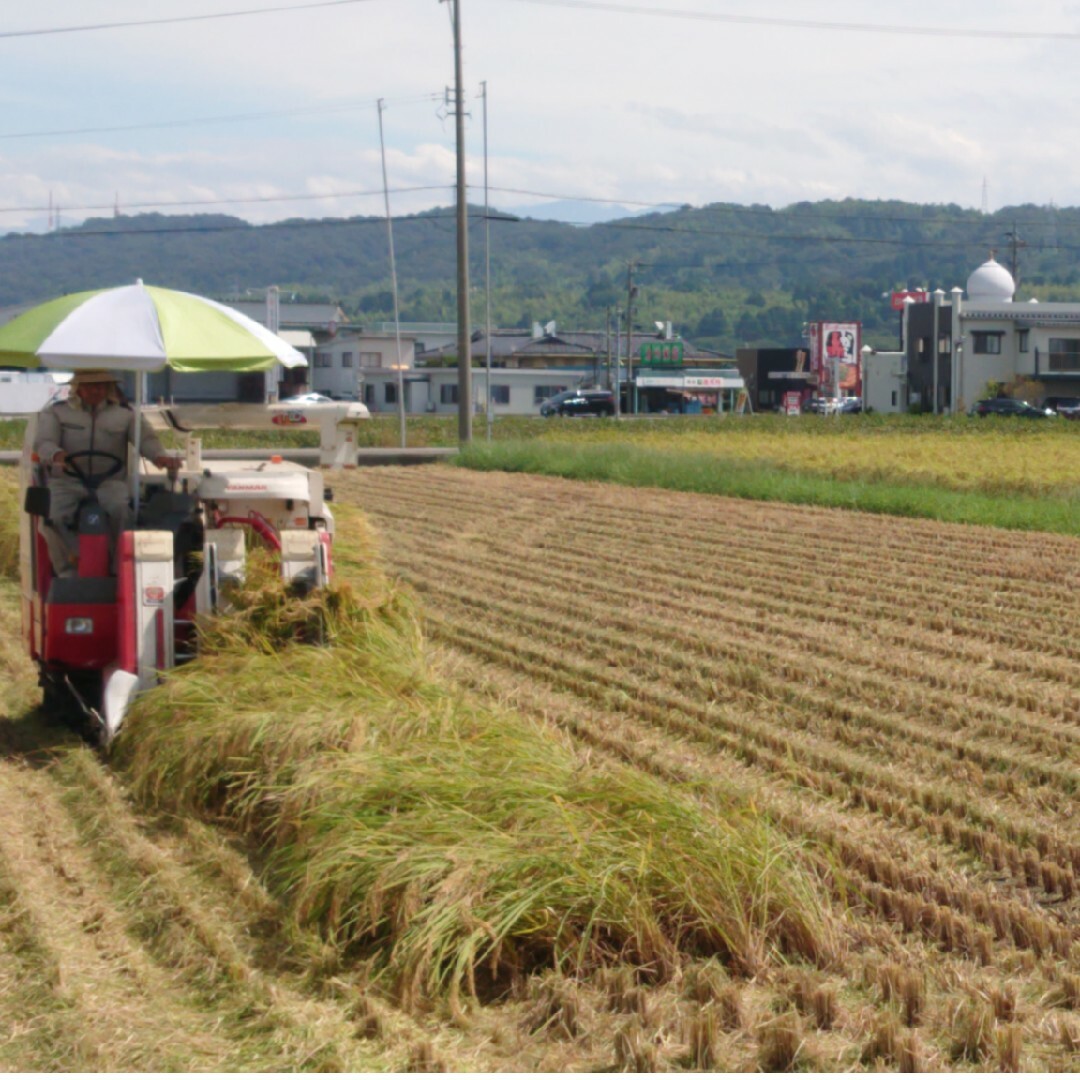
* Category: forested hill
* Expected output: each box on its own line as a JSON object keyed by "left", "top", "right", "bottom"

{"left": 2, "top": 199, "right": 1077, "bottom": 354}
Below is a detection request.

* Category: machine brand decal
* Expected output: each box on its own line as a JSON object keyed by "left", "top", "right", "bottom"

{"left": 143, "top": 585, "right": 165, "bottom": 606}
{"left": 226, "top": 483, "right": 269, "bottom": 491}
{"left": 271, "top": 411, "right": 308, "bottom": 426}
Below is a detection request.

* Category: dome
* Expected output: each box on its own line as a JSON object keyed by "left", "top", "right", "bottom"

{"left": 966, "top": 256, "right": 1015, "bottom": 302}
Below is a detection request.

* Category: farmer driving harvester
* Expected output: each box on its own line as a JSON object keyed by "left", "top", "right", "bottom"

{"left": 33, "top": 369, "right": 180, "bottom": 577}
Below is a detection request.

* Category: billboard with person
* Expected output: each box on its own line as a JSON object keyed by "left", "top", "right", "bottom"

{"left": 809, "top": 322, "right": 861, "bottom": 398}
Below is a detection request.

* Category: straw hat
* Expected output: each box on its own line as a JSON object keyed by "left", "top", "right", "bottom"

{"left": 70, "top": 369, "right": 120, "bottom": 387}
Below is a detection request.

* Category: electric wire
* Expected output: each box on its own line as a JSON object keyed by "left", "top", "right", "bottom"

{"left": 506, "top": 0, "right": 1080, "bottom": 43}
{"left": 0, "top": 93, "right": 443, "bottom": 142}
{"left": 0, "top": 185, "right": 452, "bottom": 218}
{"left": 12, "top": 210, "right": 1057, "bottom": 257}
{"left": 0, "top": 0, "right": 379, "bottom": 40}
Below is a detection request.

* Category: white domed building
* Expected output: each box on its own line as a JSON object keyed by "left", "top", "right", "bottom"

{"left": 966, "top": 256, "right": 1015, "bottom": 303}
{"left": 903, "top": 254, "right": 1080, "bottom": 413}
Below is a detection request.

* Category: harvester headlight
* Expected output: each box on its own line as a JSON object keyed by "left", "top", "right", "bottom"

{"left": 64, "top": 617, "right": 94, "bottom": 635}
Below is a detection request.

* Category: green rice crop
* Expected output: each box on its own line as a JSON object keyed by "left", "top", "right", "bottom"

{"left": 116, "top": 531, "right": 835, "bottom": 1004}
{"left": 0, "top": 469, "right": 19, "bottom": 578}
{"left": 457, "top": 439, "right": 1080, "bottom": 535}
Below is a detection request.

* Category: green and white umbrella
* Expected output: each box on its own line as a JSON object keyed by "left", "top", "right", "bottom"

{"left": 0, "top": 280, "right": 307, "bottom": 372}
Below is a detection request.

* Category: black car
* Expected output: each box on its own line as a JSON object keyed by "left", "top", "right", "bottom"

{"left": 1041, "top": 395, "right": 1080, "bottom": 418}
{"left": 539, "top": 388, "right": 616, "bottom": 417}
{"left": 970, "top": 398, "right": 1055, "bottom": 418}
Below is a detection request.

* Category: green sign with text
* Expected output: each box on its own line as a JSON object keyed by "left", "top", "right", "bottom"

{"left": 639, "top": 341, "right": 684, "bottom": 366}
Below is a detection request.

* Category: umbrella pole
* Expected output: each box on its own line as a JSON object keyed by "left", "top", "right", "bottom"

{"left": 132, "top": 372, "right": 143, "bottom": 520}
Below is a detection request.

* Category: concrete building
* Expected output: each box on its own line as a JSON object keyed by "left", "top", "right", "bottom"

{"left": 861, "top": 349, "right": 908, "bottom": 413}
{"left": 905, "top": 255, "right": 1080, "bottom": 412}
{"left": 735, "top": 347, "right": 815, "bottom": 412}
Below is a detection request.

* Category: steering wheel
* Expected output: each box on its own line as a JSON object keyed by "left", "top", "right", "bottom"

{"left": 61, "top": 449, "right": 125, "bottom": 491}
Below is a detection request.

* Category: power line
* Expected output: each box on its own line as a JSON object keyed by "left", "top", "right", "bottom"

{"left": 0, "top": 185, "right": 452, "bottom": 218}
{"left": 11, "top": 210, "right": 1046, "bottom": 257}
{"left": 490, "top": 186, "right": 1080, "bottom": 235}
{"left": 5, "top": 174, "right": 1065, "bottom": 236}
{"left": 508, "top": 0, "right": 1080, "bottom": 43}
{"left": 0, "top": 92, "right": 442, "bottom": 141}
{"left": 17, "top": 211, "right": 463, "bottom": 240}
{"left": 0, "top": 0, "right": 379, "bottom": 40}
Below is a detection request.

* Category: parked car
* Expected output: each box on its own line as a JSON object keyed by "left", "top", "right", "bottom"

{"left": 1041, "top": 395, "right": 1080, "bottom": 418}
{"left": 970, "top": 398, "right": 1055, "bottom": 418}
{"left": 539, "top": 388, "right": 616, "bottom": 417}
{"left": 836, "top": 396, "right": 863, "bottom": 414}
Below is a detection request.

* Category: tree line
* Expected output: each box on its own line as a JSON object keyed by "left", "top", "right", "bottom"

{"left": 1, "top": 199, "right": 1075, "bottom": 355}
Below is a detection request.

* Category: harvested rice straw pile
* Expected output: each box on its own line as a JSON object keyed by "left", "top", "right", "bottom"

{"left": 117, "top": 538, "right": 839, "bottom": 1006}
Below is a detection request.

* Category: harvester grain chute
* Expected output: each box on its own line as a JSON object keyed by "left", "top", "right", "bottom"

{"left": 1, "top": 281, "right": 370, "bottom": 744}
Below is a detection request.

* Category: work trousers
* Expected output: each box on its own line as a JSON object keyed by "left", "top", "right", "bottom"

{"left": 43, "top": 476, "right": 131, "bottom": 576}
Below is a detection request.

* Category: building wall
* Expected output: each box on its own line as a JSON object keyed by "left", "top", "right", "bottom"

{"left": 312, "top": 332, "right": 417, "bottom": 400}
{"left": 910, "top": 299, "right": 1080, "bottom": 410}
{"left": 360, "top": 368, "right": 583, "bottom": 416}
{"left": 736, "top": 348, "right": 815, "bottom": 411}
{"left": 863, "top": 352, "right": 906, "bottom": 414}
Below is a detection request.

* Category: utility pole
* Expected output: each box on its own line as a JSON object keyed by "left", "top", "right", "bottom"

{"left": 605, "top": 308, "right": 613, "bottom": 392}
{"left": 625, "top": 262, "right": 638, "bottom": 414}
{"left": 442, "top": 0, "right": 472, "bottom": 443}
{"left": 481, "top": 79, "right": 492, "bottom": 441}
{"left": 1004, "top": 223, "right": 1027, "bottom": 292}
{"left": 614, "top": 311, "right": 622, "bottom": 419}
{"left": 377, "top": 98, "right": 407, "bottom": 449}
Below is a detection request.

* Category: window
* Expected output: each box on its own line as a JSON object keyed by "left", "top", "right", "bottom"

{"left": 938, "top": 334, "right": 950, "bottom": 355}
{"left": 891, "top": 390, "right": 897, "bottom": 407}
{"left": 364, "top": 384, "right": 374, "bottom": 406}
{"left": 315, "top": 352, "right": 332, "bottom": 368}
{"left": 972, "top": 332, "right": 1003, "bottom": 355}
{"left": 340, "top": 351, "right": 353, "bottom": 368}
{"left": 358, "top": 351, "right": 382, "bottom": 367}
{"left": 1018, "top": 329, "right": 1030, "bottom": 354}
{"left": 440, "top": 384, "right": 458, "bottom": 405}
{"left": 1048, "top": 337, "right": 1080, "bottom": 371}
{"left": 533, "top": 384, "right": 567, "bottom": 405}
{"left": 384, "top": 382, "right": 397, "bottom": 404}
{"left": 490, "top": 384, "right": 510, "bottom": 405}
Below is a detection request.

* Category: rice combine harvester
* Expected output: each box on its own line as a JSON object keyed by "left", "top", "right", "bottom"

{"left": 19, "top": 399, "right": 368, "bottom": 744}
{"left": 1, "top": 279, "right": 371, "bottom": 746}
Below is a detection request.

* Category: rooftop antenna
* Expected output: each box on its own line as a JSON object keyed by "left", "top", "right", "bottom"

{"left": 981, "top": 176, "right": 989, "bottom": 215}
{"left": 113, "top": 191, "right": 120, "bottom": 218}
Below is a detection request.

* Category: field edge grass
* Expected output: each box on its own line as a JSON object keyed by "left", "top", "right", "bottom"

{"left": 455, "top": 440, "right": 1080, "bottom": 535}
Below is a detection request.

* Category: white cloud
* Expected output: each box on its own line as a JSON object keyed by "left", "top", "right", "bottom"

{"left": 2, "top": 0, "right": 1080, "bottom": 232}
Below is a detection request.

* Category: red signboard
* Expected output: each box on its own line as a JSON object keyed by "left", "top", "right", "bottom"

{"left": 890, "top": 289, "right": 929, "bottom": 311}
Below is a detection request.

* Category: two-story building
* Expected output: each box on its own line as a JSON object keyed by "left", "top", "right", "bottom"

{"left": 905, "top": 256, "right": 1080, "bottom": 412}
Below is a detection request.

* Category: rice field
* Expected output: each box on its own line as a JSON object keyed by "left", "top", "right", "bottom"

{"left": 1, "top": 450, "right": 1079, "bottom": 1071}
{"left": 327, "top": 463, "right": 1080, "bottom": 1072}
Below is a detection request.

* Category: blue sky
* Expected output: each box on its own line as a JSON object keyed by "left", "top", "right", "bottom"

{"left": 0, "top": 0, "right": 1076, "bottom": 232}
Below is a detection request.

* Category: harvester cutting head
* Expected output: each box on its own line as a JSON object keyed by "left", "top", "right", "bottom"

{"left": 20, "top": 399, "right": 368, "bottom": 744}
